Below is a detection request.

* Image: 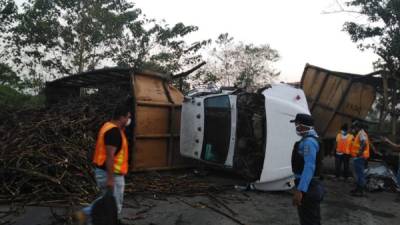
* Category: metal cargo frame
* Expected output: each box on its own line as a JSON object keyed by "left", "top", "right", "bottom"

{"left": 45, "top": 67, "right": 187, "bottom": 171}
{"left": 300, "top": 64, "right": 382, "bottom": 139}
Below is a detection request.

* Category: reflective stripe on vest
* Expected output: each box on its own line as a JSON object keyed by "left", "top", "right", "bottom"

{"left": 92, "top": 122, "right": 129, "bottom": 175}
{"left": 336, "top": 133, "right": 353, "bottom": 155}
{"left": 350, "top": 130, "right": 370, "bottom": 159}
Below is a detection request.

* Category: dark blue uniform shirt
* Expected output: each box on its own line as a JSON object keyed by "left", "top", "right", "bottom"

{"left": 295, "top": 129, "right": 319, "bottom": 192}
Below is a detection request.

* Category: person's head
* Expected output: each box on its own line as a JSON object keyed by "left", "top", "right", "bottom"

{"left": 341, "top": 124, "right": 348, "bottom": 134}
{"left": 290, "top": 113, "right": 314, "bottom": 136}
{"left": 364, "top": 124, "right": 369, "bottom": 132}
{"left": 351, "top": 120, "right": 362, "bottom": 133}
{"left": 112, "top": 103, "right": 131, "bottom": 127}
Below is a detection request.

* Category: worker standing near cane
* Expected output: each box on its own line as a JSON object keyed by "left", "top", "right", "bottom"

{"left": 350, "top": 121, "right": 370, "bottom": 197}
{"left": 75, "top": 103, "right": 132, "bottom": 225}
{"left": 290, "top": 113, "right": 324, "bottom": 225}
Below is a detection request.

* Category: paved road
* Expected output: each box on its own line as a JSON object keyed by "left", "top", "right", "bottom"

{"left": 3, "top": 176, "right": 399, "bottom": 225}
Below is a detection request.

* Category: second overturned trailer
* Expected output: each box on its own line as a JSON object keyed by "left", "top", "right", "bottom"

{"left": 300, "top": 64, "right": 378, "bottom": 139}
{"left": 180, "top": 84, "right": 311, "bottom": 191}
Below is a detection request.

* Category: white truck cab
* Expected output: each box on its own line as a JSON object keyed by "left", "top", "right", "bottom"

{"left": 180, "top": 83, "right": 310, "bottom": 191}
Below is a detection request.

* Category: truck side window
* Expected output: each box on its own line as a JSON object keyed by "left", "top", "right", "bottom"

{"left": 202, "top": 96, "right": 231, "bottom": 164}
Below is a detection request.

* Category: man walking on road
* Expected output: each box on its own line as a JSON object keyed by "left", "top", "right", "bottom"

{"left": 75, "top": 103, "right": 132, "bottom": 225}
{"left": 290, "top": 113, "right": 324, "bottom": 225}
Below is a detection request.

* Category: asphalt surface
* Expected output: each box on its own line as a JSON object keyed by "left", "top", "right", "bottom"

{"left": 2, "top": 172, "right": 400, "bottom": 225}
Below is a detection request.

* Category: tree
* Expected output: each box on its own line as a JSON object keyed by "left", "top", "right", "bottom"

{"left": 0, "top": 0, "right": 16, "bottom": 32}
{"left": 341, "top": 0, "right": 400, "bottom": 135}
{"left": 113, "top": 19, "right": 210, "bottom": 74}
{"left": 232, "top": 43, "right": 280, "bottom": 88}
{"left": 6, "top": 0, "right": 141, "bottom": 81}
{"left": 194, "top": 33, "right": 280, "bottom": 89}
{"left": 0, "top": 63, "right": 20, "bottom": 88}
{"left": 0, "top": 0, "right": 17, "bottom": 75}
{"left": 1, "top": 0, "right": 208, "bottom": 94}
{"left": 343, "top": 0, "right": 400, "bottom": 75}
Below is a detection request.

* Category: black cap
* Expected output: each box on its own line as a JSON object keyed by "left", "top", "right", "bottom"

{"left": 290, "top": 113, "right": 314, "bottom": 126}
{"left": 352, "top": 120, "right": 363, "bottom": 129}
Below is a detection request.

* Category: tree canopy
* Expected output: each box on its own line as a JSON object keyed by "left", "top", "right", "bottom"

{"left": 0, "top": 1, "right": 281, "bottom": 93}
{"left": 0, "top": 0, "right": 17, "bottom": 32}
{"left": 193, "top": 33, "right": 280, "bottom": 89}
{"left": 341, "top": 0, "right": 400, "bottom": 134}
{"left": 0, "top": 63, "right": 20, "bottom": 88}
{"left": 343, "top": 0, "right": 400, "bottom": 75}
{"left": 0, "top": 0, "right": 208, "bottom": 91}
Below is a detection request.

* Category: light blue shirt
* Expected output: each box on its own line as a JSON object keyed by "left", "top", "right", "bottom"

{"left": 295, "top": 129, "right": 319, "bottom": 192}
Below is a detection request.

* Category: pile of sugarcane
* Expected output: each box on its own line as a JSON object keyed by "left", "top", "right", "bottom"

{"left": 0, "top": 88, "right": 230, "bottom": 207}
{"left": 125, "top": 172, "right": 231, "bottom": 198}
{"left": 0, "top": 89, "right": 125, "bottom": 205}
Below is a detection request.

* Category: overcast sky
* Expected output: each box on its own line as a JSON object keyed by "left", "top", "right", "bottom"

{"left": 132, "top": 0, "right": 378, "bottom": 82}
{"left": 15, "top": 0, "right": 378, "bottom": 82}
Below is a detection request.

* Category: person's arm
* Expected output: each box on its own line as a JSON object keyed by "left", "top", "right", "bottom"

{"left": 357, "top": 132, "right": 367, "bottom": 157}
{"left": 358, "top": 139, "right": 366, "bottom": 157}
{"left": 383, "top": 137, "right": 400, "bottom": 151}
{"left": 106, "top": 145, "right": 116, "bottom": 189}
{"left": 369, "top": 142, "right": 381, "bottom": 155}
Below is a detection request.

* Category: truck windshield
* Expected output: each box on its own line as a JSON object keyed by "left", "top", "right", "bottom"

{"left": 234, "top": 93, "right": 266, "bottom": 181}
{"left": 202, "top": 95, "right": 231, "bottom": 164}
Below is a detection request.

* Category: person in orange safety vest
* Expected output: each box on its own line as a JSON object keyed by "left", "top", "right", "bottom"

{"left": 334, "top": 124, "right": 353, "bottom": 180}
{"left": 75, "top": 102, "right": 132, "bottom": 225}
{"left": 349, "top": 120, "right": 370, "bottom": 197}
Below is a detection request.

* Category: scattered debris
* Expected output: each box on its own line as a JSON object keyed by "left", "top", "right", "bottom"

{"left": 198, "top": 201, "right": 247, "bottom": 225}
{"left": 0, "top": 204, "right": 24, "bottom": 225}
{"left": 125, "top": 172, "right": 232, "bottom": 198}
{"left": 123, "top": 204, "right": 155, "bottom": 222}
{"left": 177, "top": 198, "right": 246, "bottom": 225}
{"left": 207, "top": 193, "right": 237, "bottom": 215}
{"left": 365, "top": 163, "right": 399, "bottom": 192}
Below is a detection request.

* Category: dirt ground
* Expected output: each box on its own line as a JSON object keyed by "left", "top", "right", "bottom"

{"left": 2, "top": 170, "right": 399, "bottom": 225}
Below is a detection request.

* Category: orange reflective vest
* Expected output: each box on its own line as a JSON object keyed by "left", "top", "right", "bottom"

{"left": 336, "top": 133, "right": 353, "bottom": 155}
{"left": 93, "top": 122, "right": 129, "bottom": 175}
{"left": 350, "top": 130, "right": 370, "bottom": 159}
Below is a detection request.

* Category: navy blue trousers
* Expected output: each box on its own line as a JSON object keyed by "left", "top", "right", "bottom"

{"left": 335, "top": 154, "right": 350, "bottom": 178}
{"left": 353, "top": 157, "right": 366, "bottom": 188}
{"left": 295, "top": 179, "right": 324, "bottom": 225}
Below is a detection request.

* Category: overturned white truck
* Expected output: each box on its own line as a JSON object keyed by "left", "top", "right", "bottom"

{"left": 180, "top": 84, "right": 310, "bottom": 191}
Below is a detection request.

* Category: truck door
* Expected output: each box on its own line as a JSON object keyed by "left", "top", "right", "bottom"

{"left": 202, "top": 95, "right": 231, "bottom": 164}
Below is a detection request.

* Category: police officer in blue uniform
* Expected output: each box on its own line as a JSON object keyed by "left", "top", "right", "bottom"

{"left": 290, "top": 113, "right": 324, "bottom": 225}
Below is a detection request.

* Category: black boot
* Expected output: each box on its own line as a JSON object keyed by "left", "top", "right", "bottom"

{"left": 395, "top": 194, "right": 400, "bottom": 203}
{"left": 350, "top": 186, "right": 360, "bottom": 194}
{"left": 351, "top": 186, "right": 365, "bottom": 197}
